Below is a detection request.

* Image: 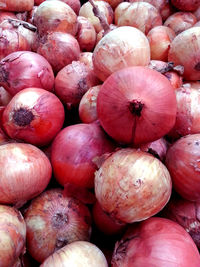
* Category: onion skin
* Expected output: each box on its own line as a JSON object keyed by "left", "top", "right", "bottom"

{"left": 0, "top": 0, "right": 34, "bottom": 12}
{"left": 111, "top": 217, "right": 200, "bottom": 267}
{"left": 25, "top": 188, "right": 92, "bottom": 263}
{"left": 164, "top": 71, "right": 183, "bottom": 90}
{"left": 0, "top": 86, "right": 12, "bottom": 105}
{"left": 2, "top": 87, "right": 65, "bottom": 146}
{"left": 165, "top": 134, "right": 200, "bottom": 202}
{"left": 0, "top": 205, "right": 26, "bottom": 267}
{"left": 0, "top": 51, "right": 55, "bottom": 95}
{"left": 51, "top": 122, "right": 115, "bottom": 188}
{"left": 171, "top": 0, "right": 200, "bottom": 12}
{"left": 95, "top": 148, "right": 172, "bottom": 223}
{"left": 41, "top": 241, "right": 108, "bottom": 267}
{"left": 46, "top": 0, "right": 81, "bottom": 15}
{"left": 0, "top": 142, "right": 52, "bottom": 206}
{"left": 0, "top": 11, "right": 16, "bottom": 23}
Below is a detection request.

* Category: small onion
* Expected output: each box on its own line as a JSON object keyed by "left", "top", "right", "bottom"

{"left": 171, "top": 0, "right": 200, "bottom": 12}
{"left": 41, "top": 241, "right": 108, "bottom": 267}
{"left": 0, "top": 0, "right": 34, "bottom": 12}
{"left": 25, "top": 188, "right": 92, "bottom": 263}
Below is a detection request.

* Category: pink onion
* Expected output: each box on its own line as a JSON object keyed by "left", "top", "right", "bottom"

{"left": 171, "top": 0, "right": 200, "bottom": 12}
{"left": 0, "top": 0, "right": 34, "bottom": 12}
{"left": 0, "top": 86, "right": 12, "bottom": 105}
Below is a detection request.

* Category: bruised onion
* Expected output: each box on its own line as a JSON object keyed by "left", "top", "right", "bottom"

{"left": 97, "top": 66, "right": 176, "bottom": 145}
{"left": 25, "top": 188, "right": 92, "bottom": 263}
{"left": 95, "top": 148, "right": 172, "bottom": 223}
{"left": 0, "top": 142, "right": 52, "bottom": 206}
{"left": 0, "top": 51, "right": 55, "bottom": 95}
{"left": 2, "top": 87, "right": 65, "bottom": 146}
{"left": 0, "top": 0, "right": 34, "bottom": 12}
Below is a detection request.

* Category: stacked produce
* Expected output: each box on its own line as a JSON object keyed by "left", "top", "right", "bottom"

{"left": 0, "top": 0, "right": 200, "bottom": 266}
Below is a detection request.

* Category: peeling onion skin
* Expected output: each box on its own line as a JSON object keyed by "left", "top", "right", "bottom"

{"left": 25, "top": 188, "right": 92, "bottom": 263}
{"left": 41, "top": 241, "right": 108, "bottom": 267}
{"left": 165, "top": 134, "right": 200, "bottom": 202}
{"left": 168, "top": 27, "right": 200, "bottom": 81}
{"left": 95, "top": 148, "right": 172, "bottom": 224}
{"left": 0, "top": 0, "right": 34, "bottom": 12}
{"left": 111, "top": 217, "right": 200, "bottom": 267}
{"left": 0, "top": 143, "right": 52, "bottom": 206}
{"left": 0, "top": 205, "right": 26, "bottom": 267}
{"left": 93, "top": 26, "right": 150, "bottom": 81}
{"left": 171, "top": 0, "right": 200, "bottom": 12}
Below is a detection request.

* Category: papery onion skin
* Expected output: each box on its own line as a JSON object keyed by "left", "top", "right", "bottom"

{"left": 0, "top": 51, "right": 55, "bottom": 95}
{"left": 41, "top": 241, "right": 108, "bottom": 267}
{"left": 111, "top": 217, "right": 200, "bottom": 267}
{"left": 0, "top": 0, "right": 34, "bottom": 12}
{"left": 165, "top": 134, "right": 200, "bottom": 202}
{"left": 51, "top": 122, "right": 115, "bottom": 188}
{"left": 25, "top": 188, "right": 92, "bottom": 263}
{"left": 171, "top": 0, "right": 200, "bottom": 12}
{"left": 95, "top": 148, "right": 172, "bottom": 223}
{"left": 93, "top": 26, "right": 150, "bottom": 81}
{"left": 0, "top": 142, "right": 52, "bottom": 205}
{"left": 97, "top": 66, "right": 177, "bottom": 145}
{"left": 2, "top": 87, "right": 65, "bottom": 146}
{"left": 0, "top": 205, "right": 26, "bottom": 267}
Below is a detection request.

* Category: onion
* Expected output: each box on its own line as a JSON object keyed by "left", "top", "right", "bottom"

{"left": 165, "top": 133, "right": 200, "bottom": 201}
{"left": 95, "top": 0, "right": 123, "bottom": 9}
{"left": 194, "top": 21, "right": 200, "bottom": 27}
{"left": 0, "top": 86, "right": 12, "bottom": 105}
{"left": 0, "top": 0, "right": 34, "bottom": 12}
{"left": 147, "top": 26, "right": 176, "bottom": 61}
{"left": 164, "top": 12, "right": 197, "bottom": 35}
{"left": 96, "top": 24, "right": 117, "bottom": 44}
{"left": 79, "top": 52, "right": 94, "bottom": 68}
{"left": 95, "top": 148, "right": 172, "bottom": 224}
{"left": 92, "top": 26, "right": 150, "bottom": 81}
{"left": 0, "top": 126, "right": 9, "bottom": 144}
{"left": 2, "top": 87, "right": 65, "bottom": 146}
{"left": 194, "top": 6, "right": 200, "bottom": 20}
{"left": 37, "top": 32, "right": 80, "bottom": 73}
{"left": 0, "top": 51, "right": 55, "bottom": 95}
{"left": 97, "top": 66, "right": 176, "bottom": 145}
{"left": 0, "top": 205, "right": 26, "bottom": 267}
{"left": 34, "top": 0, "right": 45, "bottom": 5}
{"left": 33, "top": 0, "right": 78, "bottom": 37}
{"left": 51, "top": 122, "right": 115, "bottom": 188}
{"left": 25, "top": 188, "right": 92, "bottom": 263}
{"left": 168, "top": 26, "right": 200, "bottom": 81}
{"left": 79, "top": 85, "right": 101, "bottom": 123}
{"left": 0, "top": 142, "right": 52, "bottom": 206}
{"left": 164, "top": 71, "right": 183, "bottom": 89}
{"left": 114, "top": 2, "right": 162, "bottom": 35}
{"left": 44, "top": 0, "right": 81, "bottom": 15}
{"left": 0, "top": 11, "right": 16, "bottom": 23}
{"left": 41, "top": 241, "right": 108, "bottom": 267}
{"left": 76, "top": 16, "right": 96, "bottom": 52}
{"left": 55, "top": 61, "right": 100, "bottom": 109}
{"left": 111, "top": 217, "right": 200, "bottom": 266}
{"left": 171, "top": 0, "right": 200, "bottom": 12}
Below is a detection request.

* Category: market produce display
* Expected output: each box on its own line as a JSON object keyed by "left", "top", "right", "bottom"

{"left": 0, "top": 0, "right": 200, "bottom": 266}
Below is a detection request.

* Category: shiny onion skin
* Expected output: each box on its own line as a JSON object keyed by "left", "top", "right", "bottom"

{"left": 0, "top": 205, "right": 26, "bottom": 267}
{"left": 92, "top": 26, "right": 150, "bottom": 81}
{"left": 51, "top": 122, "right": 115, "bottom": 188}
{"left": 97, "top": 66, "right": 177, "bottom": 145}
{"left": 37, "top": 32, "right": 80, "bottom": 73}
{"left": 41, "top": 241, "right": 108, "bottom": 267}
{"left": 94, "top": 148, "right": 172, "bottom": 223}
{"left": 0, "top": 142, "right": 52, "bottom": 206}
{"left": 165, "top": 134, "right": 200, "bottom": 202}
{"left": 0, "top": 0, "right": 34, "bottom": 12}
{"left": 25, "top": 188, "right": 92, "bottom": 263}
{"left": 2, "top": 88, "right": 65, "bottom": 146}
{"left": 111, "top": 217, "right": 200, "bottom": 267}
{"left": 0, "top": 51, "right": 55, "bottom": 95}
{"left": 168, "top": 27, "right": 200, "bottom": 81}
{"left": 33, "top": 0, "right": 78, "bottom": 37}
{"left": 171, "top": 0, "right": 200, "bottom": 12}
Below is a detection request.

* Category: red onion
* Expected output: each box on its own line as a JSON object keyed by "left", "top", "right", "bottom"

{"left": 164, "top": 70, "right": 183, "bottom": 89}
{"left": 96, "top": 24, "right": 117, "bottom": 44}
{"left": 37, "top": 32, "right": 80, "bottom": 73}
{"left": 147, "top": 26, "right": 175, "bottom": 62}
{"left": 111, "top": 217, "right": 200, "bottom": 266}
{"left": 41, "top": 241, "right": 108, "bottom": 267}
{"left": 79, "top": 85, "right": 101, "bottom": 123}
{"left": 79, "top": 52, "right": 94, "bottom": 68}
{"left": 34, "top": 0, "right": 45, "bottom": 5}
{"left": 92, "top": 26, "right": 150, "bottom": 81}
{"left": 0, "top": 126, "right": 9, "bottom": 144}
{"left": 171, "top": 0, "right": 200, "bottom": 12}
{"left": 0, "top": 205, "right": 26, "bottom": 267}
{"left": 2, "top": 87, "right": 65, "bottom": 146}
{"left": 33, "top": 0, "right": 78, "bottom": 37}
{"left": 164, "top": 12, "right": 197, "bottom": 35}
{"left": 194, "top": 6, "right": 200, "bottom": 20}
{"left": 51, "top": 122, "right": 115, "bottom": 188}
{"left": 165, "top": 133, "right": 200, "bottom": 202}
{"left": 168, "top": 26, "right": 200, "bottom": 81}
{"left": 0, "top": 11, "right": 16, "bottom": 23}
{"left": 95, "top": 148, "right": 172, "bottom": 224}
{"left": 96, "top": 0, "right": 123, "bottom": 9}
{"left": 0, "top": 0, "right": 34, "bottom": 12}
{"left": 97, "top": 66, "right": 176, "bottom": 145}
{"left": 0, "top": 86, "right": 12, "bottom": 105}
{"left": 46, "top": 0, "right": 81, "bottom": 15}
{"left": 0, "top": 142, "right": 52, "bottom": 206}
{"left": 0, "top": 51, "right": 55, "bottom": 95}
{"left": 115, "top": 2, "right": 162, "bottom": 35}
{"left": 55, "top": 61, "right": 100, "bottom": 109}
{"left": 25, "top": 188, "right": 92, "bottom": 263}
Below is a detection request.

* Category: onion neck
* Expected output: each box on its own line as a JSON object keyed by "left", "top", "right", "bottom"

{"left": 129, "top": 100, "right": 144, "bottom": 117}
